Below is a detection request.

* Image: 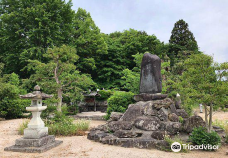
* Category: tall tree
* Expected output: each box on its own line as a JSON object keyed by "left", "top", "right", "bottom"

{"left": 168, "top": 19, "right": 199, "bottom": 66}
{"left": 178, "top": 54, "right": 228, "bottom": 132}
{"left": 0, "top": 0, "right": 75, "bottom": 77}
{"left": 72, "top": 8, "right": 108, "bottom": 76}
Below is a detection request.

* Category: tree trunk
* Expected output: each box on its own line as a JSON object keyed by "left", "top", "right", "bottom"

{"left": 208, "top": 103, "right": 213, "bottom": 132}
{"left": 204, "top": 104, "right": 209, "bottom": 132}
{"left": 57, "top": 88, "right": 62, "bottom": 112}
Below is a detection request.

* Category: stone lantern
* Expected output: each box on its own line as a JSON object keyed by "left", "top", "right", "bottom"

{"left": 5, "top": 85, "right": 63, "bottom": 153}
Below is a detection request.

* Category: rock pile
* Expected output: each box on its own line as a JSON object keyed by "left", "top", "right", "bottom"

{"left": 88, "top": 96, "right": 206, "bottom": 149}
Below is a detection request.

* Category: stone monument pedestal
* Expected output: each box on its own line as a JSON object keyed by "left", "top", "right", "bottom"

{"left": 134, "top": 93, "right": 167, "bottom": 101}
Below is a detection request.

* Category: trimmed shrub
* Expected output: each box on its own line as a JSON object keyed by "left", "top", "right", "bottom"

{"left": 0, "top": 82, "right": 30, "bottom": 119}
{"left": 96, "top": 90, "right": 113, "bottom": 101}
{"left": 189, "top": 126, "right": 221, "bottom": 150}
{"left": 105, "top": 91, "right": 135, "bottom": 120}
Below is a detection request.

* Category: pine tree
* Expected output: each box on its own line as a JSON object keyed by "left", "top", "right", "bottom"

{"left": 168, "top": 19, "right": 199, "bottom": 67}
{"left": 169, "top": 19, "right": 198, "bottom": 49}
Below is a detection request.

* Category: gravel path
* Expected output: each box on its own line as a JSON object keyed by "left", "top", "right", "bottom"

{"left": 0, "top": 113, "right": 227, "bottom": 158}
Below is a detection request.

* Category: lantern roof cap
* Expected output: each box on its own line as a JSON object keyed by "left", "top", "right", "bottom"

{"left": 20, "top": 85, "right": 53, "bottom": 99}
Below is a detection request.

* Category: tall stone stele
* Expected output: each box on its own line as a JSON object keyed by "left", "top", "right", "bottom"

{"left": 4, "top": 85, "right": 63, "bottom": 153}
{"left": 134, "top": 53, "right": 167, "bottom": 101}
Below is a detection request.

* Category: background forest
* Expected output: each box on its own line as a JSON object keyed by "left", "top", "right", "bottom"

{"left": 0, "top": 0, "right": 227, "bottom": 121}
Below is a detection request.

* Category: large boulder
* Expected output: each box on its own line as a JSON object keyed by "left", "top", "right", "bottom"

{"left": 151, "top": 131, "right": 166, "bottom": 140}
{"left": 120, "top": 103, "right": 144, "bottom": 122}
{"left": 182, "top": 116, "right": 206, "bottom": 133}
{"left": 87, "top": 130, "right": 108, "bottom": 141}
{"left": 157, "top": 108, "right": 168, "bottom": 121}
{"left": 134, "top": 116, "right": 160, "bottom": 131}
{"left": 113, "top": 130, "right": 141, "bottom": 138}
{"left": 108, "top": 121, "right": 133, "bottom": 132}
{"left": 153, "top": 98, "right": 174, "bottom": 110}
{"left": 168, "top": 113, "right": 179, "bottom": 122}
{"left": 165, "top": 122, "right": 181, "bottom": 135}
{"left": 142, "top": 102, "right": 157, "bottom": 116}
{"left": 110, "top": 112, "right": 123, "bottom": 121}
{"left": 176, "top": 109, "right": 188, "bottom": 118}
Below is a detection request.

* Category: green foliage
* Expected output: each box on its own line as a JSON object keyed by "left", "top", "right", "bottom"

{"left": 96, "top": 90, "right": 113, "bottom": 101}
{"left": 47, "top": 112, "right": 90, "bottom": 136}
{"left": 105, "top": 91, "right": 135, "bottom": 120}
{"left": 0, "top": 0, "right": 75, "bottom": 77}
{"left": 189, "top": 126, "right": 221, "bottom": 150}
{"left": 27, "top": 45, "right": 95, "bottom": 111}
{"left": 18, "top": 112, "right": 90, "bottom": 136}
{"left": 18, "top": 119, "right": 29, "bottom": 135}
{"left": 74, "top": 119, "right": 90, "bottom": 132}
{"left": 19, "top": 112, "right": 90, "bottom": 136}
{"left": 179, "top": 116, "right": 184, "bottom": 123}
{"left": 41, "top": 104, "right": 72, "bottom": 119}
{"left": 168, "top": 19, "right": 199, "bottom": 66}
{"left": 47, "top": 112, "right": 77, "bottom": 136}
{"left": 163, "top": 135, "right": 188, "bottom": 152}
{"left": 0, "top": 81, "right": 29, "bottom": 119}
{"left": 72, "top": 8, "right": 108, "bottom": 75}
{"left": 212, "top": 120, "right": 228, "bottom": 143}
{"left": 121, "top": 69, "right": 140, "bottom": 94}
{"left": 165, "top": 54, "right": 228, "bottom": 121}
{"left": 97, "top": 29, "right": 164, "bottom": 88}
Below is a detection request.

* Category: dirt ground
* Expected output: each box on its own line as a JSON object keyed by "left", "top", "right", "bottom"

{"left": 0, "top": 111, "right": 228, "bottom": 158}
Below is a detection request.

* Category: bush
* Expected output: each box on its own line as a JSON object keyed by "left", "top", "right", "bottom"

{"left": 189, "top": 126, "right": 221, "bottom": 150}
{"left": 0, "top": 82, "right": 30, "bottom": 119}
{"left": 47, "top": 113, "right": 78, "bottom": 136}
{"left": 96, "top": 90, "right": 113, "bottom": 101}
{"left": 105, "top": 91, "right": 135, "bottom": 120}
{"left": 41, "top": 104, "right": 69, "bottom": 119}
{"left": 0, "top": 98, "right": 30, "bottom": 119}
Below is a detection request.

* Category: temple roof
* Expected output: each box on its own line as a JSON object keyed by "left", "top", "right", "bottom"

{"left": 20, "top": 85, "right": 53, "bottom": 99}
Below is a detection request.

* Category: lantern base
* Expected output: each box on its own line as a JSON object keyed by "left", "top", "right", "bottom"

{"left": 24, "top": 127, "right": 48, "bottom": 139}
{"left": 4, "top": 135, "right": 63, "bottom": 153}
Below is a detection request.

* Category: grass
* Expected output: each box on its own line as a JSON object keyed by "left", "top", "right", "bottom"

{"left": 163, "top": 135, "right": 189, "bottom": 153}
{"left": 18, "top": 117, "right": 90, "bottom": 136}
{"left": 213, "top": 119, "right": 228, "bottom": 143}
{"left": 18, "top": 119, "right": 29, "bottom": 135}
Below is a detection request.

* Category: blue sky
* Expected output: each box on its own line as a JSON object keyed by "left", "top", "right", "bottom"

{"left": 71, "top": 0, "right": 228, "bottom": 63}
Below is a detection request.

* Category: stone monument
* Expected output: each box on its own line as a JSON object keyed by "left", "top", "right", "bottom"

{"left": 87, "top": 53, "right": 212, "bottom": 149}
{"left": 4, "top": 85, "right": 63, "bottom": 153}
{"left": 134, "top": 53, "right": 167, "bottom": 101}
